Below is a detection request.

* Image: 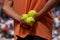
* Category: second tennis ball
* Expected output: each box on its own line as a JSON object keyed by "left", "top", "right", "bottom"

{"left": 26, "top": 17, "right": 35, "bottom": 24}
{"left": 28, "top": 10, "right": 37, "bottom": 17}
{"left": 21, "top": 14, "right": 28, "bottom": 20}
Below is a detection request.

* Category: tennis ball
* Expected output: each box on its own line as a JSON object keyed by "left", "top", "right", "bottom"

{"left": 21, "top": 14, "right": 28, "bottom": 20}
{"left": 28, "top": 10, "right": 37, "bottom": 17}
{"left": 26, "top": 17, "right": 35, "bottom": 24}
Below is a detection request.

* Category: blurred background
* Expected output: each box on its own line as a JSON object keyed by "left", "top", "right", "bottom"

{"left": 0, "top": 0, "right": 14, "bottom": 40}
{"left": 51, "top": 3, "right": 60, "bottom": 40}
{"left": 0, "top": 0, "right": 60, "bottom": 40}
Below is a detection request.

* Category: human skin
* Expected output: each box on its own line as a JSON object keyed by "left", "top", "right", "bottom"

{"left": 3, "top": 0, "right": 59, "bottom": 23}
{"left": 3, "top": 0, "right": 59, "bottom": 40}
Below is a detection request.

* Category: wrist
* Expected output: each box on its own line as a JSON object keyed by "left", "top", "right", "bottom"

{"left": 33, "top": 14, "right": 39, "bottom": 22}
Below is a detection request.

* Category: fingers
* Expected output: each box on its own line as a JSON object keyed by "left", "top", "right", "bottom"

{"left": 20, "top": 20, "right": 31, "bottom": 29}
{"left": 20, "top": 18, "right": 36, "bottom": 30}
{"left": 20, "top": 20, "right": 27, "bottom": 28}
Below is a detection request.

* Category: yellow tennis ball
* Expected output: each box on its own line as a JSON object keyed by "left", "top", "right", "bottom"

{"left": 21, "top": 14, "right": 28, "bottom": 20}
{"left": 26, "top": 17, "right": 35, "bottom": 24}
{"left": 28, "top": 10, "right": 37, "bottom": 17}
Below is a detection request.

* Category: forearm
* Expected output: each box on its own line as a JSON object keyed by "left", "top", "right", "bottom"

{"left": 37, "top": 0, "right": 59, "bottom": 18}
{"left": 3, "top": 6, "right": 20, "bottom": 22}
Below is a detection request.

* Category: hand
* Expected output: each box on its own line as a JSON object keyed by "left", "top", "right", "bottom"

{"left": 20, "top": 13, "right": 40, "bottom": 30}
{"left": 20, "top": 18, "right": 36, "bottom": 30}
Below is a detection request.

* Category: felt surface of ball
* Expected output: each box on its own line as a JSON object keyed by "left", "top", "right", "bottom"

{"left": 28, "top": 10, "right": 37, "bottom": 17}
{"left": 26, "top": 17, "right": 35, "bottom": 24}
{"left": 21, "top": 14, "right": 28, "bottom": 20}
